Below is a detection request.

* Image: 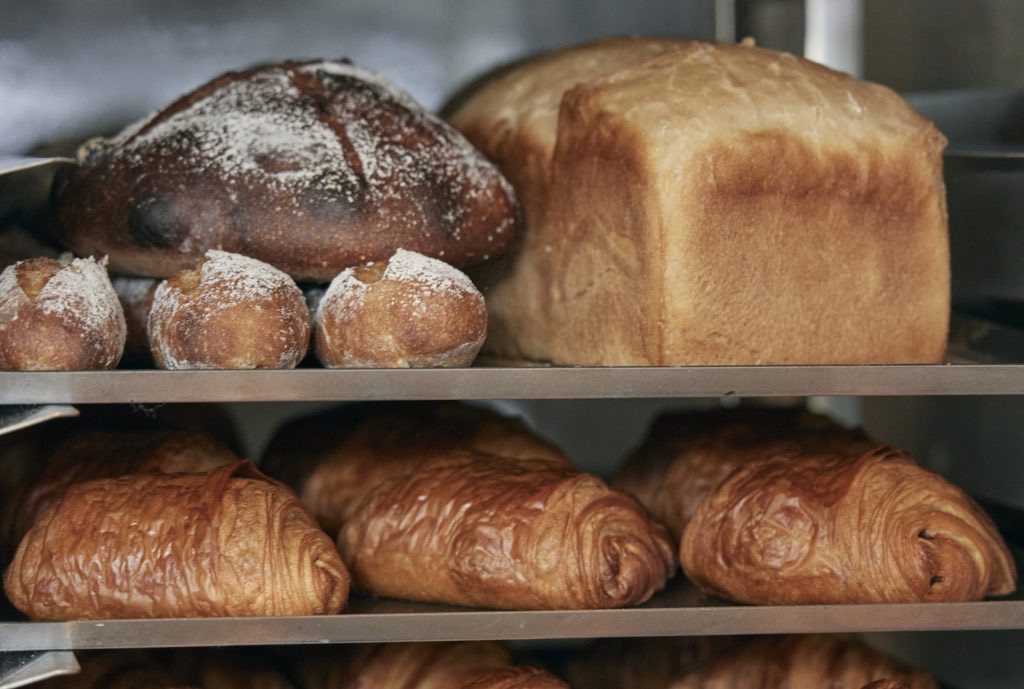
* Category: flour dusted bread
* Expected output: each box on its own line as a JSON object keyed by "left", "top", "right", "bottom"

{"left": 0, "top": 256, "right": 125, "bottom": 370}
{"left": 449, "top": 37, "right": 949, "bottom": 365}
{"left": 148, "top": 251, "right": 310, "bottom": 369}
{"left": 52, "top": 59, "right": 518, "bottom": 282}
{"left": 4, "top": 461, "right": 349, "bottom": 620}
{"left": 681, "top": 445, "right": 1016, "bottom": 604}
{"left": 314, "top": 249, "right": 486, "bottom": 368}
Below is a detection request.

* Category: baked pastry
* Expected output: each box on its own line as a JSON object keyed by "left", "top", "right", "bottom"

{"left": 0, "top": 256, "right": 125, "bottom": 370}
{"left": 148, "top": 250, "right": 310, "bottom": 369}
{"left": 314, "top": 249, "right": 487, "bottom": 368}
{"left": 565, "top": 637, "right": 733, "bottom": 689}
{"left": 669, "top": 635, "right": 936, "bottom": 689}
{"left": 9, "top": 428, "right": 237, "bottom": 542}
{"left": 112, "top": 275, "right": 159, "bottom": 366}
{"left": 862, "top": 682, "right": 911, "bottom": 689}
{"left": 448, "top": 37, "right": 949, "bottom": 365}
{"left": 293, "top": 642, "right": 567, "bottom": 689}
{"left": 4, "top": 461, "right": 349, "bottom": 620}
{"left": 614, "top": 407, "right": 872, "bottom": 540}
{"left": 36, "top": 653, "right": 197, "bottom": 689}
{"left": 262, "top": 402, "right": 565, "bottom": 533}
{"left": 339, "top": 448, "right": 672, "bottom": 609}
{"left": 681, "top": 445, "right": 1016, "bottom": 604}
{"left": 52, "top": 59, "right": 518, "bottom": 282}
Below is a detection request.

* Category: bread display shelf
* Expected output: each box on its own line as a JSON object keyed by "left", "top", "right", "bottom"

{"left": 1, "top": 579, "right": 1023, "bottom": 651}
{"left": 1, "top": 364, "right": 1023, "bottom": 404}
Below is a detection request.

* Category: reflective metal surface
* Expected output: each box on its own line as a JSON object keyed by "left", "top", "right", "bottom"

{"left": 1, "top": 581, "right": 1022, "bottom": 651}
{"left": 1, "top": 365, "right": 1023, "bottom": 404}
{"left": 0, "top": 652, "right": 78, "bottom": 689}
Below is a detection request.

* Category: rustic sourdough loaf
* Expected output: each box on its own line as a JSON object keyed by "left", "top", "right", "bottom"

{"left": 449, "top": 37, "right": 950, "bottom": 365}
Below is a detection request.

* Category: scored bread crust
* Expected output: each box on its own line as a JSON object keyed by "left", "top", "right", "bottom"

{"left": 449, "top": 37, "right": 950, "bottom": 365}
{"left": 53, "top": 60, "right": 518, "bottom": 282}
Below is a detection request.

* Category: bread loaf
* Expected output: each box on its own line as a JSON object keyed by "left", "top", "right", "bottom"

{"left": 148, "top": 251, "right": 310, "bottom": 369}
{"left": 681, "top": 445, "right": 1016, "bottom": 604}
{"left": 314, "top": 249, "right": 486, "bottom": 368}
{"left": 52, "top": 59, "right": 518, "bottom": 282}
{"left": 4, "top": 461, "right": 349, "bottom": 619}
{"left": 0, "top": 256, "right": 125, "bottom": 370}
{"left": 449, "top": 37, "right": 949, "bottom": 365}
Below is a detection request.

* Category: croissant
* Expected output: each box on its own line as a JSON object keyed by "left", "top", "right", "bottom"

{"left": 861, "top": 682, "right": 911, "bottom": 689}
{"left": 4, "top": 461, "right": 349, "bottom": 619}
{"left": 36, "top": 652, "right": 197, "bottom": 689}
{"left": 262, "top": 402, "right": 564, "bottom": 533}
{"left": 615, "top": 407, "right": 872, "bottom": 541}
{"left": 339, "top": 447, "right": 671, "bottom": 609}
{"left": 669, "top": 635, "right": 936, "bottom": 689}
{"left": 565, "top": 637, "right": 734, "bottom": 689}
{"left": 293, "top": 641, "right": 568, "bottom": 689}
{"left": 681, "top": 446, "right": 1016, "bottom": 604}
{"left": 10, "top": 428, "right": 237, "bottom": 543}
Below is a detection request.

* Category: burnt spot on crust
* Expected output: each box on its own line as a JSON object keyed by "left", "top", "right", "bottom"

{"left": 128, "top": 195, "right": 191, "bottom": 248}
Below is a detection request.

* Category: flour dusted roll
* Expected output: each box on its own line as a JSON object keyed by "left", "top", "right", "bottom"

{"left": 314, "top": 249, "right": 486, "bottom": 368}
{"left": 4, "top": 461, "right": 349, "bottom": 620}
{"left": 148, "top": 251, "right": 310, "bottom": 369}
{"left": 449, "top": 37, "right": 949, "bottom": 365}
{"left": 0, "top": 256, "right": 125, "bottom": 370}
{"left": 680, "top": 446, "right": 1016, "bottom": 604}
{"left": 52, "top": 59, "right": 518, "bottom": 282}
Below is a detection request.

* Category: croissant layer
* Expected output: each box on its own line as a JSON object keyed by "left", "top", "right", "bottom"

{"left": 668, "top": 635, "right": 936, "bottom": 689}
{"left": 4, "top": 461, "right": 349, "bottom": 619}
{"left": 681, "top": 447, "right": 1016, "bottom": 604}
{"left": 338, "top": 450, "right": 674, "bottom": 609}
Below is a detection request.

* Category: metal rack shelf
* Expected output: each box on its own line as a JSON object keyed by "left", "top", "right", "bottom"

{"left": 2, "top": 364, "right": 1024, "bottom": 404}
{"left": 2, "top": 580, "right": 1022, "bottom": 651}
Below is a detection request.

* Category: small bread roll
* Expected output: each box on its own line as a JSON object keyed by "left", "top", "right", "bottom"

{"left": 112, "top": 275, "right": 159, "bottom": 367}
{"left": 314, "top": 249, "right": 486, "bottom": 368}
{"left": 148, "top": 251, "right": 310, "bottom": 369}
{"left": 0, "top": 256, "right": 125, "bottom": 371}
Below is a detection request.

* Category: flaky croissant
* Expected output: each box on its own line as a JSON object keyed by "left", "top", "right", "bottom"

{"left": 10, "top": 428, "right": 237, "bottom": 543}
{"left": 338, "top": 449, "right": 674, "bottom": 609}
{"left": 4, "top": 461, "right": 349, "bottom": 619}
{"left": 681, "top": 446, "right": 1016, "bottom": 604}
{"left": 669, "top": 635, "right": 936, "bottom": 689}
{"left": 293, "top": 641, "right": 568, "bottom": 689}
{"left": 36, "top": 652, "right": 198, "bottom": 689}
{"left": 565, "top": 637, "right": 734, "bottom": 689}
{"left": 615, "top": 408, "right": 872, "bottom": 541}
{"left": 862, "top": 681, "right": 911, "bottom": 689}
{"left": 262, "top": 402, "right": 564, "bottom": 533}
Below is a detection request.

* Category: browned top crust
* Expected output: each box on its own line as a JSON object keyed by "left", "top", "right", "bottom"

{"left": 52, "top": 59, "right": 518, "bottom": 282}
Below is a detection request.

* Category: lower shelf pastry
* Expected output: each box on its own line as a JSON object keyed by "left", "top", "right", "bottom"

{"left": 616, "top": 407, "right": 1016, "bottom": 604}
{"left": 293, "top": 641, "right": 567, "bottom": 689}
{"left": 4, "top": 461, "right": 349, "bottom": 620}
{"left": 263, "top": 402, "right": 674, "bottom": 610}
{"left": 567, "top": 635, "right": 936, "bottom": 689}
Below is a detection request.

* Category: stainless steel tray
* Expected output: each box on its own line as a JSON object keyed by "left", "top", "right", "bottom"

{"left": 1, "top": 364, "right": 1023, "bottom": 404}
{"left": 2, "top": 581, "right": 1022, "bottom": 651}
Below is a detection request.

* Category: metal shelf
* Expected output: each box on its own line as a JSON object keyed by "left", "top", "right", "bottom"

{"left": 1, "top": 580, "right": 1022, "bottom": 651}
{"left": 1, "top": 364, "right": 1024, "bottom": 404}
